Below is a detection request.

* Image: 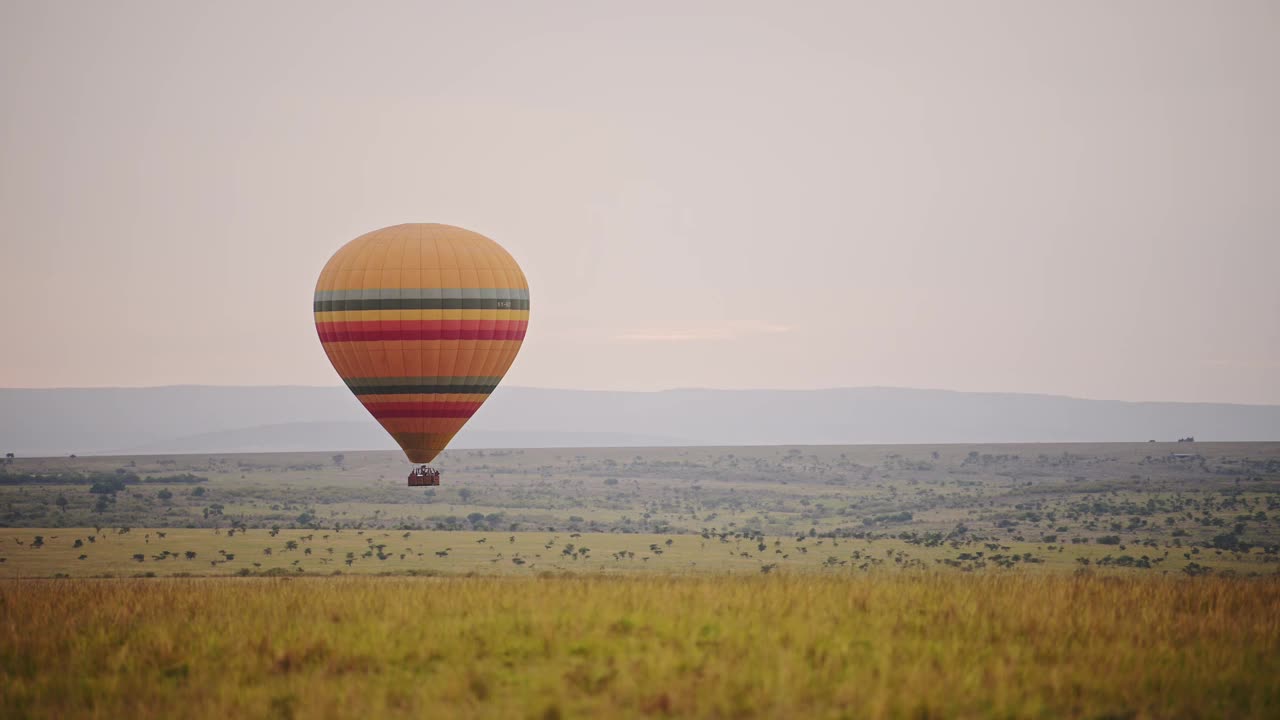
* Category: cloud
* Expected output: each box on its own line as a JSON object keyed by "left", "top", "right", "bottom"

{"left": 1201, "top": 359, "right": 1280, "bottom": 372}
{"left": 614, "top": 323, "right": 790, "bottom": 343}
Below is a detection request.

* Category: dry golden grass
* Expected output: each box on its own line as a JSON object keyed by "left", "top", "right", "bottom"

{"left": 2, "top": 574, "right": 1277, "bottom": 719}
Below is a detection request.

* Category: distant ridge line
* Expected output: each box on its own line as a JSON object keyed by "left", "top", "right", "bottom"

{"left": 1, "top": 385, "right": 1277, "bottom": 456}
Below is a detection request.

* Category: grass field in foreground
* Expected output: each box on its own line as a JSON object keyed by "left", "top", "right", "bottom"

{"left": 2, "top": 574, "right": 1277, "bottom": 719}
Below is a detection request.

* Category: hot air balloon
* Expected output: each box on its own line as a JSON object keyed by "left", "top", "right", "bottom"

{"left": 314, "top": 224, "right": 529, "bottom": 485}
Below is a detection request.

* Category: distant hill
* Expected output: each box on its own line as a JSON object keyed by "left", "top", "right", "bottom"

{"left": 2, "top": 385, "right": 1278, "bottom": 456}
{"left": 116, "top": 421, "right": 687, "bottom": 456}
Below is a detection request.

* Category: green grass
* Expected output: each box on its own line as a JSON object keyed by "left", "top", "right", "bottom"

{"left": 2, "top": 443, "right": 1276, "bottom": 717}
{"left": 2, "top": 574, "right": 1277, "bottom": 719}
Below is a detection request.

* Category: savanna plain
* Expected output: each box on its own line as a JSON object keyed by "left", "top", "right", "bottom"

{"left": 2, "top": 443, "right": 1278, "bottom": 718}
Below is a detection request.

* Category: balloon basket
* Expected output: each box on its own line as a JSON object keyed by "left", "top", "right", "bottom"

{"left": 408, "top": 466, "right": 440, "bottom": 487}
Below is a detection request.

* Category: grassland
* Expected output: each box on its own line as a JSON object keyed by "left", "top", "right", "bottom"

{"left": 0, "top": 525, "right": 1275, "bottom": 579}
{"left": 1, "top": 443, "right": 1278, "bottom": 717}
{"left": 3, "top": 574, "right": 1277, "bottom": 719}
{"left": 2, "top": 442, "right": 1278, "bottom": 579}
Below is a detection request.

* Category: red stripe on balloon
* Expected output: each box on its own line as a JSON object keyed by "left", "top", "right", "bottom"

{"left": 363, "top": 402, "right": 485, "bottom": 419}
{"left": 316, "top": 320, "right": 528, "bottom": 342}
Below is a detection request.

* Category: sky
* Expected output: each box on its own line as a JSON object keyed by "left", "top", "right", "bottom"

{"left": 1, "top": 1, "right": 1277, "bottom": 404}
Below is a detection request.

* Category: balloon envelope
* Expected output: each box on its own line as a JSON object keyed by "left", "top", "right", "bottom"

{"left": 314, "top": 224, "right": 529, "bottom": 463}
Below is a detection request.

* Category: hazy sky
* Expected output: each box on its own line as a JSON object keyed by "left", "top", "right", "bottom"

{"left": 2, "top": 1, "right": 1277, "bottom": 403}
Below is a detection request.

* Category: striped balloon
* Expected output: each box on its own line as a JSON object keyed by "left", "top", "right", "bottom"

{"left": 314, "top": 224, "right": 529, "bottom": 463}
